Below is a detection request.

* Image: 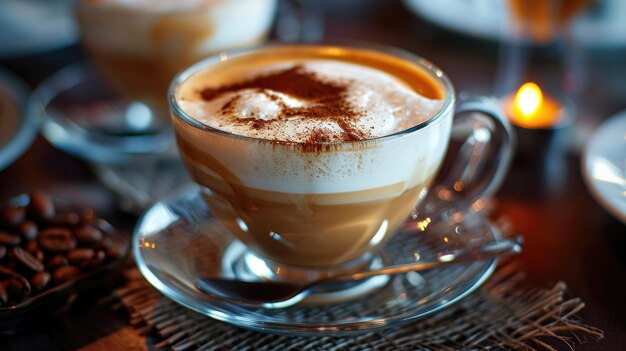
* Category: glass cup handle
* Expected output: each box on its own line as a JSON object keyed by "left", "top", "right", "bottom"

{"left": 434, "top": 95, "right": 515, "bottom": 208}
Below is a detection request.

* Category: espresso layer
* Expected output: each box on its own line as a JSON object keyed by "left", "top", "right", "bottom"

{"left": 194, "top": 172, "right": 432, "bottom": 266}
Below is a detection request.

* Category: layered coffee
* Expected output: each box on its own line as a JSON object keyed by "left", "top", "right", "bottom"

{"left": 173, "top": 45, "right": 451, "bottom": 267}
{"left": 76, "top": 0, "right": 277, "bottom": 114}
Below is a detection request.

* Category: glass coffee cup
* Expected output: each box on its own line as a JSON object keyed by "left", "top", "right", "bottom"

{"left": 169, "top": 43, "right": 513, "bottom": 282}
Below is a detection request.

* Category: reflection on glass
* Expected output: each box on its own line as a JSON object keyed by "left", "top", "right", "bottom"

{"left": 591, "top": 157, "right": 626, "bottom": 187}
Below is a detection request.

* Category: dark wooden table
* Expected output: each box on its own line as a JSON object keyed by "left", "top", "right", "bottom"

{"left": 1, "top": 1, "right": 625, "bottom": 349}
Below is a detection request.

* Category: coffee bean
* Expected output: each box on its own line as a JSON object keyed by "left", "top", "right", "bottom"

{"left": 28, "top": 191, "right": 55, "bottom": 221}
{"left": 46, "top": 255, "right": 68, "bottom": 270}
{"left": 81, "top": 208, "right": 96, "bottom": 226}
{"left": 11, "top": 247, "right": 44, "bottom": 273}
{"left": 7, "top": 275, "right": 30, "bottom": 298}
{"left": 38, "top": 228, "right": 76, "bottom": 253}
{"left": 53, "top": 265, "right": 80, "bottom": 284}
{"left": 80, "top": 250, "right": 106, "bottom": 270}
{"left": 105, "top": 245, "right": 121, "bottom": 261}
{"left": 25, "top": 240, "right": 39, "bottom": 254}
{"left": 0, "top": 231, "right": 21, "bottom": 246}
{"left": 88, "top": 237, "right": 107, "bottom": 251}
{"left": 0, "top": 246, "right": 5, "bottom": 260}
{"left": 17, "top": 220, "right": 38, "bottom": 241}
{"left": 50, "top": 212, "right": 80, "bottom": 227}
{"left": 33, "top": 249, "right": 44, "bottom": 262}
{"left": 66, "top": 248, "right": 94, "bottom": 264}
{"left": 0, "top": 206, "right": 26, "bottom": 227}
{"left": 95, "top": 250, "right": 105, "bottom": 260}
{"left": 6, "top": 279, "right": 21, "bottom": 297}
{"left": 30, "top": 272, "right": 51, "bottom": 292}
{"left": 0, "top": 282, "right": 7, "bottom": 306}
{"left": 74, "top": 225, "right": 103, "bottom": 245}
{"left": 0, "top": 266, "right": 18, "bottom": 278}
{"left": 19, "top": 276, "right": 31, "bottom": 296}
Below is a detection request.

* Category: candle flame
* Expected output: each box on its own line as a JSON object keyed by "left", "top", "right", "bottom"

{"left": 514, "top": 82, "right": 543, "bottom": 119}
{"left": 505, "top": 82, "right": 562, "bottom": 128}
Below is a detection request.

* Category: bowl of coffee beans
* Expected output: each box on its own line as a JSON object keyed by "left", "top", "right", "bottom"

{"left": 0, "top": 191, "right": 127, "bottom": 332}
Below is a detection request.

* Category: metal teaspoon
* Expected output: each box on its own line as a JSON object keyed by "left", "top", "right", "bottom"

{"left": 195, "top": 235, "right": 523, "bottom": 309}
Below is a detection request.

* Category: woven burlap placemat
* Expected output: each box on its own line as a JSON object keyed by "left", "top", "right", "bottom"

{"left": 109, "top": 259, "right": 603, "bottom": 351}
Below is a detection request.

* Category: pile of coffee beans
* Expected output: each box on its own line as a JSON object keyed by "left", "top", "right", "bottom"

{"left": 0, "top": 192, "right": 123, "bottom": 307}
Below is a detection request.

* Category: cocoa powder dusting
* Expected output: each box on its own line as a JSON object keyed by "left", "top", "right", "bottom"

{"left": 201, "top": 65, "right": 363, "bottom": 143}
{"left": 308, "top": 129, "right": 332, "bottom": 143}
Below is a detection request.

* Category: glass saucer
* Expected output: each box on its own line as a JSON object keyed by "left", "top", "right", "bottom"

{"left": 133, "top": 184, "right": 499, "bottom": 336}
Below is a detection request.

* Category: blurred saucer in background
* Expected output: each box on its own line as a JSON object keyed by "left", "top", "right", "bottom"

{"left": 582, "top": 110, "right": 626, "bottom": 224}
{"left": 403, "top": 0, "right": 626, "bottom": 50}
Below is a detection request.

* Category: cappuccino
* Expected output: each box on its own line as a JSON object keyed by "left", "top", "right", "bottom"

{"left": 173, "top": 45, "right": 452, "bottom": 267}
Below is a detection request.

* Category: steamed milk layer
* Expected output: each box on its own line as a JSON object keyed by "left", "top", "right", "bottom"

{"left": 173, "top": 46, "right": 452, "bottom": 267}
{"left": 76, "top": 0, "right": 276, "bottom": 113}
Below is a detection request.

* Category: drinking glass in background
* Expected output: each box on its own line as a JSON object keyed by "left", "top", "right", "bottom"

{"left": 76, "top": 0, "right": 278, "bottom": 132}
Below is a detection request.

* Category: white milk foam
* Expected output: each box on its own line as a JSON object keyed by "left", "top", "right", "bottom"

{"left": 176, "top": 57, "right": 452, "bottom": 196}
{"left": 179, "top": 61, "right": 443, "bottom": 142}
{"left": 77, "top": 0, "right": 276, "bottom": 56}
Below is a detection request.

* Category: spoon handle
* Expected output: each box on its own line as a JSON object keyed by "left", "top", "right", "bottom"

{"left": 334, "top": 236, "right": 523, "bottom": 283}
